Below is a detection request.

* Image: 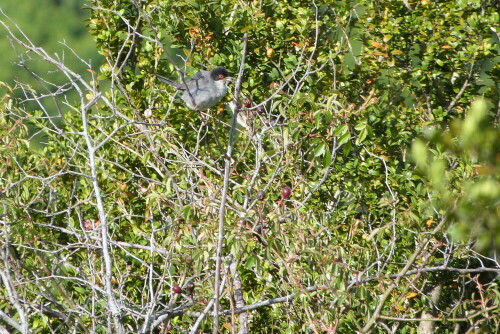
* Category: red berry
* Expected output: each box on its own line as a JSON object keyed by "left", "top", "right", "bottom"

{"left": 186, "top": 282, "right": 195, "bottom": 293}
{"left": 257, "top": 190, "right": 266, "bottom": 201}
{"left": 243, "top": 98, "right": 252, "bottom": 108}
{"left": 172, "top": 285, "right": 182, "bottom": 294}
{"left": 281, "top": 187, "right": 291, "bottom": 199}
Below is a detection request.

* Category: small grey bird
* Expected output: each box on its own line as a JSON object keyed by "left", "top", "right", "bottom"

{"left": 158, "top": 67, "right": 233, "bottom": 111}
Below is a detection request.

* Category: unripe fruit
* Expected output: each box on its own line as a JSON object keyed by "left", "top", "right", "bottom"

{"left": 281, "top": 187, "right": 291, "bottom": 199}
{"left": 266, "top": 47, "right": 275, "bottom": 58}
{"left": 172, "top": 285, "right": 182, "bottom": 294}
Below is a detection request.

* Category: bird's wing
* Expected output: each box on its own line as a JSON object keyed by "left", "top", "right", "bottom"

{"left": 186, "top": 71, "right": 212, "bottom": 91}
{"left": 188, "top": 71, "right": 207, "bottom": 82}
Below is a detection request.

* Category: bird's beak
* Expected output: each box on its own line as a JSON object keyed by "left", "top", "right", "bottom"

{"left": 224, "top": 77, "right": 235, "bottom": 83}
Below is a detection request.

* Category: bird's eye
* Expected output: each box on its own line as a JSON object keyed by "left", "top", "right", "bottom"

{"left": 218, "top": 74, "right": 224, "bottom": 79}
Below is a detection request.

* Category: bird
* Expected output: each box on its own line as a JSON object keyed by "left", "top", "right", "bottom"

{"left": 157, "top": 67, "right": 234, "bottom": 111}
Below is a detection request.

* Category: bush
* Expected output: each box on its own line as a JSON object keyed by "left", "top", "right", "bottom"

{"left": 1, "top": 0, "right": 499, "bottom": 333}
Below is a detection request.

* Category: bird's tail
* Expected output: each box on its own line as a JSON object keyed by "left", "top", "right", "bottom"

{"left": 157, "top": 75, "right": 182, "bottom": 89}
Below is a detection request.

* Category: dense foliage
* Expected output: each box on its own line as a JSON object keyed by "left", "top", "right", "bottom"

{"left": 1, "top": 0, "right": 499, "bottom": 333}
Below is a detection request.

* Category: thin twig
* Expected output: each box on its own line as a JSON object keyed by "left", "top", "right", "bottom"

{"left": 212, "top": 33, "right": 248, "bottom": 334}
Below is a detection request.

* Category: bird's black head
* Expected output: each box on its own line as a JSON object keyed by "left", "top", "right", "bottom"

{"left": 210, "top": 67, "right": 231, "bottom": 81}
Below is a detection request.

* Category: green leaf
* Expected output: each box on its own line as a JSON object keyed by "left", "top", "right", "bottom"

{"left": 314, "top": 142, "right": 326, "bottom": 157}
